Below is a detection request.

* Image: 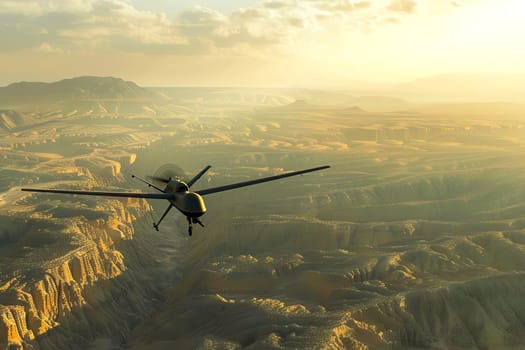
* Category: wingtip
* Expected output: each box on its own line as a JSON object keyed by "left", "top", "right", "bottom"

{"left": 21, "top": 188, "right": 42, "bottom": 192}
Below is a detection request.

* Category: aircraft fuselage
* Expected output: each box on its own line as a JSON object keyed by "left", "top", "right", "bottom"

{"left": 166, "top": 180, "right": 206, "bottom": 218}
{"left": 21, "top": 164, "right": 330, "bottom": 235}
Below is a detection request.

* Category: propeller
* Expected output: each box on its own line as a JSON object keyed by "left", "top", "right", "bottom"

{"left": 148, "top": 163, "right": 187, "bottom": 184}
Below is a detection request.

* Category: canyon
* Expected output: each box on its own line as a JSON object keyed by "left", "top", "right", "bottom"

{"left": 1, "top": 77, "right": 525, "bottom": 349}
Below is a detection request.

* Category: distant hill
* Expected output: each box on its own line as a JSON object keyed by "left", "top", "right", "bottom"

{"left": 339, "top": 105, "right": 366, "bottom": 114}
{"left": 269, "top": 99, "right": 335, "bottom": 112}
{"left": 0, "top": 76, "right": 158, "bottom": 107}
{"left": 152, "top": 87, "right": 295, "bottom": 107}
{"left": 409, "top": 102, "right": 525, "bottom": 118}
{"left": 349, "top": 96, "right": 410, "bottom": 112}
{"left": 395, "top": 73, "right": 525, "bottom": 103}
{"left": 0, "top": 109, "right": 34, "bottom": 131}
{"left": 282, "top": 99, "right": 314, "bottom": 109}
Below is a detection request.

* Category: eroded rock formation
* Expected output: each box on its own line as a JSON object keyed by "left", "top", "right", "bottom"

{"left": 0, "top": 196, "right": 162, "bottom": 350}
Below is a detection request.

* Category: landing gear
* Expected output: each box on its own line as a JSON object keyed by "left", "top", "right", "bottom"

{"left": 187, "top": 216, "right": 193, "bottom": 236}
{"left": 187, "top": 217, "right": 204, "bottom": 236}
{"left": 153, "top": 204, "right": 174, "bottom": 231}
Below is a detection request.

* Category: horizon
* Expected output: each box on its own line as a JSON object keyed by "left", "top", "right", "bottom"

{"left": 3, "top": 2, "right": 525, "bottom": 349}
{"left": 1, "top": 71, "right": 524, "bottom": 90}
{"left": 1, "top": 0, "right": 524, "bottom": 87}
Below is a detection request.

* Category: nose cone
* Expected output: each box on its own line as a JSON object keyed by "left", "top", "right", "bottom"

{"left": 181, "top": 192, "right": 206, "bottom": 217}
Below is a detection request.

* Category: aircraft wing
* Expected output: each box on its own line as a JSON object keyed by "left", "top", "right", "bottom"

{"left": 21, "top": 188, "right": 176, "bottom": 200}
{"left": 196, "top": 165, "right": 330, "bottom": 196}
{"left": 187, "top": 165, "right": 212, "bottom": 188}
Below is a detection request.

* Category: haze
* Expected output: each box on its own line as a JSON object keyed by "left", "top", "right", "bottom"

{"left": 1, "top": 0, "right": 524, "bottom": 86}
{"left": 3, "top": 1, "right": 525, "bottom": 349}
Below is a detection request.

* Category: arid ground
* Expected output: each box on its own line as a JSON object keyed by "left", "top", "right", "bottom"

{"left": 2, "top": 77, "right": 525, "bottom": 349}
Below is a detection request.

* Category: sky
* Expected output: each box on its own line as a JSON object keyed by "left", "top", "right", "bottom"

{"left": 0, "top": 0, "right": 524, "bottom": 86}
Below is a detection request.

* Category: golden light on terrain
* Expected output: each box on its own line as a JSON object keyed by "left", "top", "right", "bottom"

{"left": 2, "top": 1, "right": 525, "bottom": 349}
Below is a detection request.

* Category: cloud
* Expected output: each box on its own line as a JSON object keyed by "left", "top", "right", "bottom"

{"left": 0, "top": 0, "right": 434, "bottom": 56}
{"left": 315, "top": 1, "right": 373, "bottom": 13}
{"left": 288, "top": 17, "right": 306, "bottom": 28}
{"left": 233, "top": 7, "right": 267, "bottom": 21}
{"left": 0, "top": 0, "right": 97, "bottom": 16}
{"left": 0, "top": 0, "right": 297, "bottom": 54}
{"left": 175, "top": 6, "right": 287, "bottom": 53}
{"left": 263, "top": 0, "right": 291, "bottom": 9}
{"left": 387, "top": 0, "right": 419, "bottom": 13}
{"left": 35, "top": 42, "right": 65, "bottom": 53}
{"left": 0, "top": 0, "right": 188, "bottom": 53}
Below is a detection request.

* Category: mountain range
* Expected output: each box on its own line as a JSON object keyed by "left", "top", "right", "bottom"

{"left": 0, "top": 73, "right": 523, "bottom": 111}
{"left": 393, "top": 73, "right": 525, "bottom": 103}
{"left": 0, "top": 76, "right": 157, "bottom": 107}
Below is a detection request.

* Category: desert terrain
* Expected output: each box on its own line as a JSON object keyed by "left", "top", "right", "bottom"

{"left": 1, "top": 76, "right": 525, "bottom": 349}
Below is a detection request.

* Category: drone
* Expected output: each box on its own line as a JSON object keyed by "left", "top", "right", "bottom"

{"left": 22, "top": 164, "right": 330, "bottom": 236}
